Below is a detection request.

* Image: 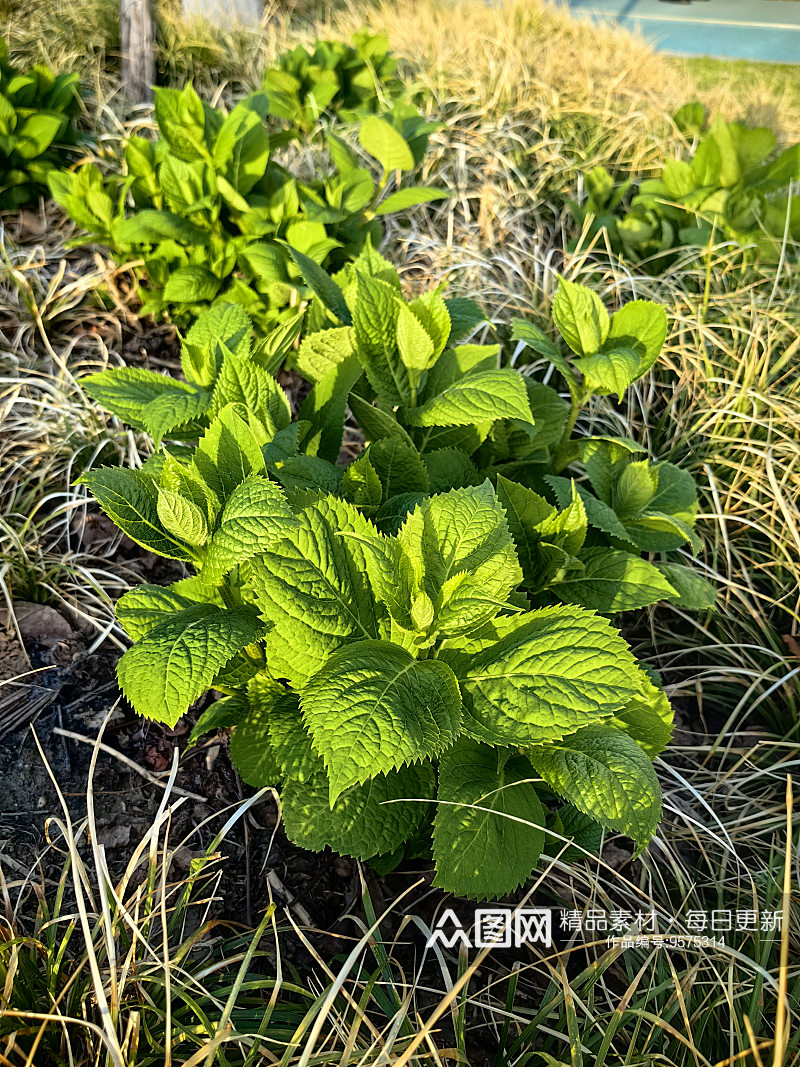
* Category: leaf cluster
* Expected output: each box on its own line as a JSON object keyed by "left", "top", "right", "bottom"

{"left": 570, "top": 102, "right": 800, "bottom": 266}
{"left": 48, "top": 77, "right": 445, "bottom": 328}
{"left": 77, "top": 265, "right": 714, "bottom": 898}
{"left": 0, "top": 41, "right": 82, "bottom": 209}
{"left": 263, "top": 30, "right": 406, "bottom": 134}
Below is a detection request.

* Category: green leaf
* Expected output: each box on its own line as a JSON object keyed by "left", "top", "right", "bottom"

{"left": 115, "top": 583, "right": 197, "bottom": 641}
{"left": 552, "top": 548, "right": 677, "bottom": 613}
{"left": 81, "top": 367, "right": 197, "bottom": 431}
{"left": 251, "top": 679, "right": 319, "bottom": 783}
{"left": 163, "top": 266, "right": 221, "bottom": 304}
{"left": 281, "top": 763, "right": 435, "bottom": 858}
{"left": 606, "top": 300, "right": 667, "bottom": 376}
{"left": 348, "top": 394, "right": 414, "bottom": 446}
{"left": 423, "top": 448, "right": 481, "bottom": 494}
{"left": 551, "top": 277, "right": 610, "bottom": 357}
{"left": 432, "top": 739, "right": 545, "bottom": 898}
{"left": 528, "top": 725, "right": 661, "bottom": 846}
{"left": 182, "top": 303, "right": 251, "bottom": 387}
{"left": 396, "top": 300, "right": 435, "bottom": 372}
{"left": 399, "top": 482, "right": 521, "bottom": 607}
{"left": 301, "top": 641, "right": 461, "bottom": 803}
{"left": 286, "top": 245, "right": 352, "bottom": 324}
{"left": 202, "top": 474, "right": 299, "bottom": 584}
{"left": 295, "top": 326, "right": 356, "bottom": 383}
{"left": 188, "top": 693, "right": 248, "bottom": 746}
{"left": 574, "top": 347, "right": 640, "bottom": 400}
{"left": 374, "top": 186, "right": 449, "bottom": 215}
{"left": 444, "top": 297, "right": 486, "bottom": 340}
{"left": 358, "top": 115, "right": 414, "bottom": 172}
{"left": 249, "top": 494, "right": 382, "bottom": 685}
{"left": 156, "top": 487, "right": 210, "bottom": 549}
{"left": 117, "top": 604, "right": 266, "bottom": 727}
{"left": 297, "top": 353, "right": 363, "bottom": 462}
{"left": 614, "top": 461, "right": 659, "bottom": 518}
{"left": 352, "top": 272, "right": 405, "bottom": 404}
{"left": 212, "top": 353, "right": 291, "bottom": 432}
{"left": 143, "top": 388, "right": 211, "bottom": 444}
{"left": 230, "top": 691, "right": 282, "bottom": 787}
{"left": 609, "top": 671, "right": 673, "bottom": 758}
{"left": 408, "top": 369, "right": 533, "bottom": 427}
{"left": 451, "top": 606, "right": 641, "bottom": 746}
{"left": 81, "top": 467, "right": 194, "bottom": 561}
{"left": 367, "top": 438, "right": 429, "bottom": 499}
{"left": 341, "top": 452, "right": 383, "bottom": 512}
{"left": 657, "top": 562, "right": 716, "bottom": 611}
{"left": 192, "top": 404, "right": 266, "bottom": 503}
{"left": 511, "top": 319, "right": 576, "bottom": 387}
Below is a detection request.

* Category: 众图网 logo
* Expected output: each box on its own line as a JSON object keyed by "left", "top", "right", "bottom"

{"left": 427, "top": 907, "right": 552, "bottom": 948}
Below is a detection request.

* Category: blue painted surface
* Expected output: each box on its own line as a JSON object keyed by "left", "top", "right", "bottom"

{"left": 561, "top": 0, "right": 800, "bottom": 62}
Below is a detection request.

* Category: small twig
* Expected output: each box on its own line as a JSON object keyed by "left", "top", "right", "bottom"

{"left": 52, "top": 726, "right": 207, "bottom": 802}
{"left": 266, "top": 869, "right": 313, "bottom": 927}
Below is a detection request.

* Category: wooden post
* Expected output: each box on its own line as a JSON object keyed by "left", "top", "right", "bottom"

{"left": 120, "top": 0, "right": 156, "bottom": 105}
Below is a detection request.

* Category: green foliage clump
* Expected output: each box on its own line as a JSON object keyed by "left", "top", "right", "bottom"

{"left": 48, "top": 80, "right": 445, "bottom": 327}
{"left": 570, "top": 102, "right": 800, "bottom": 266}
{"left": 264, "top": 30, "right": 405, "bottom": 133}
{"left": 0, "top": 41, "right": 81, "bottom": 208}
{"left": 76, "top": 262, "right": 714, "bottom": 898}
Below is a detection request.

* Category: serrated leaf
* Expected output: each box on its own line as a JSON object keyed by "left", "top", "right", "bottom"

{"left": 575, "top": 347, "right": 640, "bottom": 400}
{"left": 143, "top": 387, "right": 212, "bottom": 443}
{"left": 552, "top": 277, "right": 610, "bottom": 357}
{"left": 614, "top": 461, "right": 659, "bottom": 518}
{"left": 188, "top": 692, "right": 248, "bottom": 746}
{"left": 116, "top": 584, "right": 197, "bottom": 641}
{"left": 156, "top": 486, "right": 210, "bottom": 549}
{"left": 399, "top": 482, "right": 521, "bottom": 607}
{"left": 248, "top": 677, "right": 320, "bottom": 783}
{"left": 396, "top": 300, "right": 435, "bottom": 372}
{"left": 212, "top": 355, "right": 291, "bottom": 432}
{"left": 281, "top": 763, "right": 435, "bottom": 858}
{"left": 182, "top": 303, "right": 251, "bottom": 387}
{"left": 163, "top": 266, "right": 220, "bottom": 303}
{"left": 81, "top": 467, "right": 194, "bottom": 561}
{"left": 192, "top": 404, "right": 266, "bottom": 503}
{"left": 81, "top": 367, "right": 197, "bottom": 431}
{"left": 229, "top": 691, "right": 282, "bottom": 787}
{"left": 409, "top": 368, "right": 533, "bottom": 428}
{"left": 450, "top": 606, "right": 641, "bottom": 746}
{"left": 444, "top": 297, "right": 486, "bottom": 340}
{"left": 432, "top": 739, "right": 545, "bottom": 898}
{"left": 423, "top": 448, "right": 481, "bottom": 494}
{"left": 341, "top": 452, "right": 383, "bottom": 512}
{"left": 202, "top": 474, "right": 298, "bottom": 584}
{"left": 551, "top": 548, "right": 677, "bottom": 612}
{"left": 606, "top": 300, "right": 667, "bottom": 375}
{"left": 528, "top": 725, "right": 661, "bottom": 846}
{"left": 511, "top": 319, "right": 577, "bottom": 390}
{"left": 348, "top": 394, "right": 415, "bottom": 446}
{"left": 297, "top": 353, "right": 363, "bottom": 462}
{"left": 117, "top": 604, "right": 266, "bottom": 727}
{"left": 366, "top": 437, "right": 429, "bottom": 500}
{"left": 287, "top": 245, "right": 352, "bottom": 324}
{"left": 249, "top": 494, "right": 382, "bottom": 685}
{"left": 657, "top": 563, "right": 716, "bottom": 610}
{"left": 301, "top": 641, "right": 461, "bottom": 803}
{"left": 295, "top": 326, "right": 356, "bottom": 383}
{"left": 609, "top": 671, "right": 673, "bottom": 758}
{"left": 352, "top": 273, "right": 406, "bottom": 405}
